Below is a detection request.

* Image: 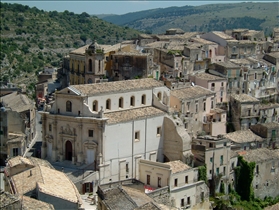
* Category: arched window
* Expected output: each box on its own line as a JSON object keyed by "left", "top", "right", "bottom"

{"left": 106, "top": 99, "right": 111, "bottom": 110}
{"left": 89, "top": 59, "right": 92, "bottom": 72}
{"left": 119, "top": 97, "right": 123, "bottom": 108}
{"left": 141, "top": 94, "right": 146, "bottom": 105}
{"left": 66, "top": 101, "right": 72, "bottom": 112}
{"left": 157, "top": 92, "right": 162, "bottom": 101}
{"left": 93, "top": 100, "right": 98, "bottom": 112}
{"left": 87, "top": 78, "right": 93, "bottom": 84}
{"left": 130, "top": 96, "right": 135, "bottom": 106}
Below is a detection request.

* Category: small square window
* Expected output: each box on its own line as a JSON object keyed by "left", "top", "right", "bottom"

{"left": 88, "top": 130, "right": 93, "bottom": 137}
{"left": 157, "top": 127, "right": 161, "bottom": 136}
{"left": 174, "top": 178, "right": 178, "bottom": 187}
{"left": 135, "top": 131, "right": 140, "bottom": 141}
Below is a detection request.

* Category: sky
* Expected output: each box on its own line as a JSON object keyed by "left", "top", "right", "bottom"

{"left": 3, "top": 1, "right": 274, "bottom": 15}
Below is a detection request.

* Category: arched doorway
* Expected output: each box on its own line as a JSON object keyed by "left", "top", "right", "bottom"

{"left": 65, "top": 140, "right": 73, "bottom": 161}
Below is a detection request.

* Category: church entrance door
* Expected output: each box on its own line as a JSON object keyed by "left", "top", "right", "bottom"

{"left": 65, "top": 140, "right": 73, "bottom": 161}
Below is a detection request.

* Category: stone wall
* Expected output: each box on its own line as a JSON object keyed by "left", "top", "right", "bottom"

{"left": 147, "top": 186, "right": 171, "bottom": 206}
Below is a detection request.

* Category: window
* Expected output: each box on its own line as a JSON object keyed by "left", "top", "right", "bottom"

{"left": 141, "top": 94, "right": 146, "bottom": 105}
{"left": 181, "top": 199, "right": 184, "bottom": 207}
{"left": 254, "top": 73, "right": 257, "bottom": 80}
{"left": 88, "top": 130, "right": 93, "bottom": 137}
{"left": 209, "top": 143, "right": 213, "bottom": 148}
{"left": 223, "top": 166, "right": 226, "bottom": 174}
{"left": 256, "top": 165, "right": 259, "bottom": 174}
{"left": 89, "top": 59, "right": 92, "bottom": 72}
{"left": 157, "top": 127, "right": 161, "bottom": 136}
{"left": 119, "top": 97, "right": 123, "bottom": 108}
{"left": 210, "top": 157, "right": 213, "bottom": 163}
{"left": 220, "top": 155, "right": 223, "bottom": 165}
{"left": 211, "top": 83, "right": 215, "bottom": 90}
{"left": 147, "top": 175, "right": 150, "bottom": 185}
{"left": 58, "top": 109, "right": 60, "bottom": 114}
{"left": 203, "top": 102, "right": 206, "bottom": 111}
{"left": 93, "top": 100, "right": 98, "bottom": 112}
{"left": 135, "top": 131, "right": 140, "bottom": 141}
{"left": 126, "top": 163, "right": 129, "bottom": 173}
{"left": 209, "top": 170, "right": 212, "bottom": 174}
{"left": 130, "top": 96, "right": 135, "bottom": 106}
{"left": 216, "top": 168, "right": 219, "bottom": 175}
{"left": 49, "top": 124, "right": 52, "bottom": 132}
{"left": 158, "top": 177, "right": 161, "bottom": 188}
{"left": 187, "top": 102, "right": 190, "bottom": 111}
{"left": 174, "top": 178, "right": 178, "bottom": 187}
{"left": 157, "top": 92, "right": 162, "bottom": 101}
{"left": 187, "top": 197, "right": 191, "bottom": 205}
{"left": 195, "top": 103, "right": 198, "bottom": 113}
{"left": 13, "top": 148, "right": 19, "bottom": 156}
{"left": 66, "top": 101, "right": 72, "bottom": 112}
{"left": 106, "top": 99, "right": 111, "bottom": 110}
{"left": 185, "top": 176, "right": 188, "bottom": 184}
{"left": 211, "top": 99, "right": 214, "bottom": 109}
{"left": 221, "top": 82, "right": 224, "bottom": 87}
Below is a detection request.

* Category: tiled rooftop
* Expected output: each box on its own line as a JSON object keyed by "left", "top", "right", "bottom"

{"left": 11, "top": 165, "right": 81, "bottom": 204}
{"left": 104, "top": 106, "right": 166, "bottom": 124}
{"left": 115, "top": 51, "right": 150, "bottom": 56}
{"left": 103, "top": 187, "right": 137, "bottom": 210}
{"left": 193, "top": 73, "right": 226, "bottom": 81}
{"left": 69, "top": 78, "right": 164, "bottom": 96}
{"left": 1, "top": 92, "right": 34, "bottom": 113}
{"left": 165, "top": 160, "right": 191, "bottom": 174}
{"left": 8, "top": 156, "right": 34, "bottom": 167}
{"left": 243, "top": 30, "right": 261, "bottom": 36}
{"left": 212, "top": 31, "right": 234, "bottom": 40}
{"left": 22, "top": 196, "right": 54, "bottom": 210}
{"left": 171, "top": 86, "right": 214, "bottom": 100}
{"left": 190, "top": 37, "right": 217, "bottom": 45}
{"left": 259, "top": 103, "right": 279, "bottom": 110}
{"left": 232, "top": 28, "right": 249, "bottom": 32}
{"left": 259, "top": 122, "right": 279, "bottom": 129}
{"left": 122, "top": 186, "right": 153, "bottom": 207}
{"left": 239, "top": 148, "right": 279, "bottom": 163}
{"left": 0, "top": 190, "right": 20, "bottom": 209}
{"left": 267, "top": 52, "right": 279, "bottom": 59}
{"left": 231, "top": 93, "right": 259, "bottom": 103}
{"left": 230, "top": 59, "right": 252, "bottom": 65}
{"left": 224, "top": 129, "right": 263, "bottom": 143}
{"left": 135, "top": 202, "right": 161, "bottom": 210}
{"left": 37, "top": 165, "right": 81, "bottom": 203}
{"left": 70, "top": 43, "right": 129, "bottom": 55}
{"left": 215, "top": 61, "right": 239, "bottom": 68}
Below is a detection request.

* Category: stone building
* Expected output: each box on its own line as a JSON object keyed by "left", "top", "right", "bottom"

{"left": 0, "top": 190, "right": 55, "bottom": 210}
{"left": 97, "top": 179, "right": 174, "bottom": 210}
{"left": 40, "top": 78, "right": 193, "bottom": 185}
{"left": 224, "top": 129, "right": 265, "bottom": 151}
{"left": 230, "top": 94, "right": 260, "bottom": 130}
{"left": 208, "top": 61, "right": 242, "bottom": 95}
{"left": 69, "top": 41, "right": 133, "bottom": 85}
{"left": 138, "top": 159, "right": 210, "bottom": 209}
{"left": 258, "top": 103, "right": 279, "bottom": 124}
{"left": 250, "top": 122, "right": 279, "bottom": 149}
{"left": 237, "top": 148, "right": 279, "bottom": 199}
{"left": 231, "top": 29, "right": 265, "bottom": 41}
{"left": 4, "top": 156, "right": 82, "bottom": 210}
{"left": 0, "top": 92, "right": 36, "bottom": 163}
{"left": 111, "top": 52, "right": 154, "bottom": 80}
{"left": 170, "top": 85, "right": 226, "bottom": 137}
{"left": 192, "top": 136, "right": 233, "bottom": 194}
{"left": 189, "top": 72, "right": 227, "bottom": 103}
{"left": 226, "top": 40, "right": 256, "bottom": 59}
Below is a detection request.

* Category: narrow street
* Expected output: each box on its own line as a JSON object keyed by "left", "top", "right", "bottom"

{"left": 24, "top": 110, "right": 42, "bottom": 157}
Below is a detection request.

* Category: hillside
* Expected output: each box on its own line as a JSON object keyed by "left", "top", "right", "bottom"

{"left": 101, "top": 2, "right": 279, "bottom": 34}
{"left": 0, "top": 2, "right": 140, "bottom": 97}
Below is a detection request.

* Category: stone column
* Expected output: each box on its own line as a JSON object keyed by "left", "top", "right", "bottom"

{"left": 51, "top": 120, "right": 57, "bottom": 162}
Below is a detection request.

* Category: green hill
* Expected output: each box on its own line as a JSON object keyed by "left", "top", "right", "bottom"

{"left": 0, "top": 2, "right": 140, "bottom": 94}
{"left": 101, "top": 2, "right": 279, "bottom": 34}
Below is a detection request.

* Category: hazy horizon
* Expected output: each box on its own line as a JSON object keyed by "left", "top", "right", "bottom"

{"left": 2, "top": 1, "right": 276, "bottom": 15}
